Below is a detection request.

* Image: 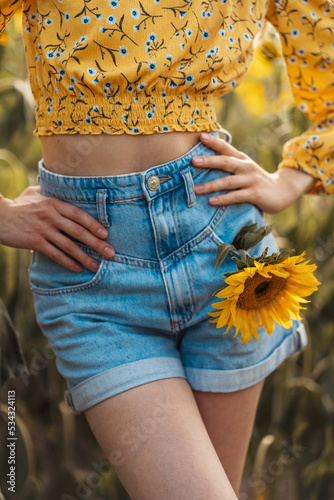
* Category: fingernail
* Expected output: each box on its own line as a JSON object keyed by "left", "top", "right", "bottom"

{"left": 195, "top": 185, "right": 204, "bottom": 193}
{"left": 91, "top": 261, "right": 99, "bottom": 271}
{"left": 74, "top": 264, "right": 82, "bottom": 272}
{"left": 104, "top": 246, "right": 115, "bottom": 257}
{"left": 193, "top": 156, "right": 203, "bottom": 164}
{"left": 98, "top": 228, "right": 108, "bottom": 237}
{"left": 209, "top": 197, "right": 219, "bottom": 204}
{"left": 201, "top": 133, "right": 210, "bottom": 141}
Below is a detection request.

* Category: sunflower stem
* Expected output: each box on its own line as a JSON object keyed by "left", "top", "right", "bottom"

{"left": 237, "top": 249, "right": 248, "bottom": 263}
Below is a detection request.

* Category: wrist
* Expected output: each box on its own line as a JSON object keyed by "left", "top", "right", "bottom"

{"left": 0, "top": 196, "right": 12, "bottom": 246}
{"left": 276, "top": 167, "right": 316, "bottom": 200}
{"left": 0, "top": 195, "right": 12, "bottom": 214}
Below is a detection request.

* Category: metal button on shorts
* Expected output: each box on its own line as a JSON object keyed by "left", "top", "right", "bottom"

{"left": 147, "top": 175, "right": 160, "bottom": 191}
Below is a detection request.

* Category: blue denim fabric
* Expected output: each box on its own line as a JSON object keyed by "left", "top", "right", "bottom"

{"left": 29, "top": 130, "right": 307, "bottom": 413}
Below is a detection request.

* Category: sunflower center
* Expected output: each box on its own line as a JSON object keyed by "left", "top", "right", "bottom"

{"left": 237, "top": 272, "right": 286, "bottom": 311}
{"left": 254, "top": 281, "right": 270, "bottom": 295}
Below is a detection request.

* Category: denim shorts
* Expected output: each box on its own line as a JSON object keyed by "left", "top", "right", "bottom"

{"left": 29, "top": 130, "right": 307, "bottom": 413}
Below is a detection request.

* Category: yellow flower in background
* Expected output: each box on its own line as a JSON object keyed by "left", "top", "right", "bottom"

{"left": 13, "top": 10, "right": 23, "bottom": 34}
{"left": 0, "top": 9, "right": 22, "bottom": 43}
{"left": 208, "top": 252, "right": 320, "bottom": 344}
{"left": 234, "top": 49, "right": 271, "bottom": 115}
{"left": 0, "top": 30, "right": 9, "bottom": 45}
{"left": 235, "top": 20, "right": 294, "bottom": 115}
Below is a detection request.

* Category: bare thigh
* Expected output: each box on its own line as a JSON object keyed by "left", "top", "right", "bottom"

{"left": 193, "top": 380, "right": 265, "bottom": 494}
{"left": 85, "top": 377, "right": 238, "bottom": 500}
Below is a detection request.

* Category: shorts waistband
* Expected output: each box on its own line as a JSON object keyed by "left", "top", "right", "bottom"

{"left": 37, "top": 129, "right": 231, "bottom": 203}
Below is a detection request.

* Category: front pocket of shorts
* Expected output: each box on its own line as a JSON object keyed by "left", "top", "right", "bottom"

{"left": 29, "top": 246, "right": 109, "bottom": 296}
{"left": 209, "top": 202, "right": 278, "bottom": 257}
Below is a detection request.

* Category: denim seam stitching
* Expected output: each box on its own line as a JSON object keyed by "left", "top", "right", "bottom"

{"left": 180, "top": 169, "right": 196, "bottom": 207}
{"left": 184, "top": 329, "right": 302, "bottom": 386}
{"left": 207, "top": 230, "right": 241, "bottom": 258}
{"left": 148, "top": 190, "right": 185, "bottom": 332}
{"left": 97, "top": 190, "right": 104, "bottom": 226}
{"left": 112, "top": 255, "right": 160, "bottom": 267}
{"left": 161, "top": 228, "right": 211, "bottom": 270}
{"left": 161, "top": 205, "right": 226, "bottom": 269}
{"left": 40, "top": 194, "right": 145, "bottom": 204}
{"left": 30, "top": 259, "right": 110, "bottom": 296}
{"left": 170, "top": 253, "right": 196, "bottom": 329}
{"left": 78, "top": 246, "right": 160, "bottom": 267}
{"left": 40, "top": 172, "right": 204, "bottom": 204}
{"left": 65, "top": 357, "right": 186, "bottom": 396}
{"left": 172, "top": 188, "right": 183, "bottom": 250}
{"left": 97, "top": 189, "right": 110, "bottom": 227}
{"left": 42, "top": 194, "right": 97, "bottom": 203}
{"left": 171, "top": 191, "right": 197, "bottom": 328}
{"left": 143, "top": 166, "right": 206, "bottom": 203}
{"left": 158, "top": 175, "right": 172, "bottom": 183}
{"left": 156, "top": 190, "right": 181, "bottom": 332}
{"left": 161, "top": 266, "right": 181, "bottom": 334}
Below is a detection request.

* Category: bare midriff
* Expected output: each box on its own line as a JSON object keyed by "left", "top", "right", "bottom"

{"left": 40, "top": 131, "right": 203, "bottom": 176}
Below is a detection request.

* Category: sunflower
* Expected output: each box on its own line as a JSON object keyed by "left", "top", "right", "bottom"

{"left": 208, "top": 252, "right": 320, "bottom": 344}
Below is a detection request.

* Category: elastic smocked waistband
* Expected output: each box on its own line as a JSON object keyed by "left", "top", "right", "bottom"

{"left": 37, "top": 129, "right": 231, "bottom": 203}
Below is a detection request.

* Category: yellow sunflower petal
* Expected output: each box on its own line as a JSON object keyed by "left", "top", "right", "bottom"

{"left": 257, "top": 308, "right": 275, "bottom": 335}
{"left": 224, "top": 315, "right": 235, "bottom": 334}
{"left": 239, "top": 310, "right": 258, "bottom": 343}
{"left": 208, "top": 251, "right": 319, "bottom": 343}
{"left": 207, "top": 310, "right": 222, "bottom": 318}
{"left": 216, "top": 283, "right": 245, "bottom": 299}
{"left": 268, "top": 267, "right": 290, "bottom": 278}
{"left": 217, "top": 307, "right": 232, "bottom": 329}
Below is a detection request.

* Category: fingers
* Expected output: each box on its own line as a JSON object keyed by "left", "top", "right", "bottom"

{"left": 34, "top": 197, "right": 115, "bottom": 271}
{"left": 55, "top": 199, "right": 111, "bottom": 242}
{"left": 208, "top": 188, "right": 255, "bottom": 206}
{"left": 45, "top": 231, "right": 104, "bottom": 272}
{"left": 39, "top": 240, "right": 85, "bottom": 272}
{"left": 195, "top": 172, "right": 248, "bottom": 195}
{"left": 191, "top": 135, "right": 263, "bottom": 207}
{"left": 56, "top": 216, "right": 115, "bottom": 259}
{"left": 199, "top": 132, "right": 247, "bottom": 160}
{"left": 192, "top": 154, "right": 247, "bottom": 174}
{"left": 6, "top": 189, "right": 116, "bottom": 271}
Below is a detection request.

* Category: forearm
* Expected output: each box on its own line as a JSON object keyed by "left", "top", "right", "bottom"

{"left": 0, "top": 193, "right": 13, "bottom": 217}
{"left": 274, "top": 167, "right": 317, "bottom": 203}
{"left": 192, "top": 133, "right": 319, "bottom": 214}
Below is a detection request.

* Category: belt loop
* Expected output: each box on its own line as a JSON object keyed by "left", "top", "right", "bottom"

{"left": 96, "top": 189, "right": 110, "bottom": 227}
{"left": 218, "top": 127, "right": 232, "bottom": 144}
{"left": 180, "top": 169, "right": 196, "bottom": 208}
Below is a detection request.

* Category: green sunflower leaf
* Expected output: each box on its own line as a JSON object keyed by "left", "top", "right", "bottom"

{"left": 232, "top": 256, "right": 249, "bottom": 270}
{"left": 213, "top": 243, "right": 236, "bottom": 276}
{"left": 232, "top": 223, "right": 258, "bottom": 244}
{"left": 232, "top": 223, "right": 272, "bottom": 251}
{"left": 276, "top": 248, "right": 294, "bottom": 262}
{"left": 254, "top": 247, "right": 269, "bottom": 263}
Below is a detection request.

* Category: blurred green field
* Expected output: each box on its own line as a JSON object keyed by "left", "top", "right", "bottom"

{"left": 0, "top": 17, "right": 333, "bottom": 500}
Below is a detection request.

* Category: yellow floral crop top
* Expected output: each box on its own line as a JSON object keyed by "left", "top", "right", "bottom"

{"left": 0, "top": 0, "right": 334, "bottom": 194}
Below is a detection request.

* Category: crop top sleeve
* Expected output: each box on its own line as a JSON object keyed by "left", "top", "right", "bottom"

{"left": 0, "top": 0, "right": 22, "bottom": 34}
{"left": 266, "top": 0, "right": 334, "bottom": 195}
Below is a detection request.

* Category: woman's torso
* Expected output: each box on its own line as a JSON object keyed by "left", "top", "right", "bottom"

{"left": 41, "top": 132, "right": 202, "bottom": 175}
{"left": 8, "top": 0, "right": 270, "bottom": 175}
